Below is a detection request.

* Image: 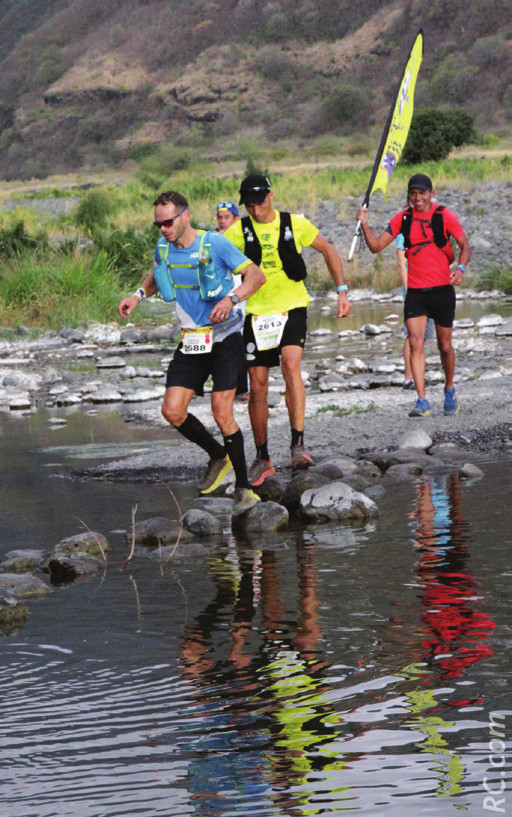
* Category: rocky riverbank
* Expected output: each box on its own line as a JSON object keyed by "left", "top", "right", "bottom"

{"left": 2, "top": 289, "right": 512, "bottom": 630}
{"left": 1, "top": 290, "right": 511, "bottom": 468}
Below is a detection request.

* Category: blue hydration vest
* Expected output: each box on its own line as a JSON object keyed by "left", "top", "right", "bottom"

{"left": 153, "top": 230, "right": 234, "bottom": 303}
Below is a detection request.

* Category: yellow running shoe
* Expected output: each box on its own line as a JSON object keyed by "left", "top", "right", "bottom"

{"left": 199, "top": 455, "right": 232, "bottom": 494}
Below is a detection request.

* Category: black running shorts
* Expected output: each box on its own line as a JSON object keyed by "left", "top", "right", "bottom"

{"left": 404, "top": 284, "right": 456, "bottom": 328}
{"left": 243, "top": 306, "right": 307, "bottom": 368}
{"left": 166, "top": 331, "right": 247, "bottom": 395}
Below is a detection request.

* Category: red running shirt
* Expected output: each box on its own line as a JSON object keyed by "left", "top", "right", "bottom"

{"left": 389, "top": 205, "right": 465, "bottom": 288}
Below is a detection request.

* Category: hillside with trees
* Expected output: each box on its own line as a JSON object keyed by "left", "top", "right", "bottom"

{"left": 0, "top": 0, "right": 510, "bottom": 180}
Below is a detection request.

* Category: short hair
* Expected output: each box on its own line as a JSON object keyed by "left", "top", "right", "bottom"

{"left": 153, "top": 190, "right": 189, "bottom": 210}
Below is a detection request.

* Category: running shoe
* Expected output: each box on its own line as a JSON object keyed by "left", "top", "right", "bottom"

{"left": 408, "top": 397, "right": 432, "bottom": 418}
{"left": 232, "top": 487, "right": 261, "bottom": 517}
{"left": 443, "top": 387, "right": 459, "bottom": 416}
{"left": 199, "top": 455, "right": 232, "bottom": 494}
{"left": 248, "top": 457, "right": 276, "bottom": 487}
{"left": 401, "top": 378, "right": 415, "bottom": 390}
{"left": 291, "top": 444, "right": 315, "bottom": 471}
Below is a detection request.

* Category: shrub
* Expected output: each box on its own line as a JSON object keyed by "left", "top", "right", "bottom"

{"left": 402, "top": 108, "right": 476, "bottom": 165}
{"left": 429, "top": 55, "right": 478, "bottom": 105}
{"left": 92, "top": 226, "right": 156, "bottom": 286}
{"left": 74, "top": 189, "right": 116, "bottom": 232}
{"left": 0, "top": 249, "right": 124, "bottom": 328}
{"left": 319, "top": 84, "right": 365, "bottom": 128}
{"left": 0, "top": 221, "right": 49, "bottom": 258}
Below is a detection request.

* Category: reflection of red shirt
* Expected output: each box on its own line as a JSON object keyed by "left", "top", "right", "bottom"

{"left": 420, "top": 572, "right": 495, "bottom": 678}
{"left": 389, "top": 205, "right": 465, "bottom": 288}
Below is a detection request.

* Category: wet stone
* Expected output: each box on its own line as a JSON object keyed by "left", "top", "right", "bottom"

{"left": 235, "top": 501, "right": 289, "bottom": 533}
{"left": 281, "top": 471, "right": 330, "bottom": 511}
{"left": 300, "top": 481, "right": 379, "bottom": 523}
{"left": 148, "top": 541, "right": 211, "bottom": 561}
{"left": 128, "top": 517, "right": 193, "bottom": 547}
{"left": 0, "top": 589, "right": 29, "bottom": 630}
{"left": 1, "top": 549, "right": 46, "bottom": 572}
{"left": 181, "top": 509, "right": 222, "bottom": 537}
{"left": 384, "top": 462, "right": 424, "bottom": 480}
{"left": 363, "top": 483, "right": 386, "bottom": 500}
{"left": 254, "top": 476, "right": 286, "bottom": 503}
{"left": 0, "top": 572, "right": 50, "bottom": 599}
{"left": 459, "top": 462, "right": 484, "bottom": 479}
{"left": 53, "top": 532, "right": 109, "bottom": 560}
{"left": 48, "top": 553, "right": 103, "bottom": 581}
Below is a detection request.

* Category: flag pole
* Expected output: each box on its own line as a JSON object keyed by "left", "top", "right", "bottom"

{"left": 348, "top": 29, "right": 423, "bottom": 261}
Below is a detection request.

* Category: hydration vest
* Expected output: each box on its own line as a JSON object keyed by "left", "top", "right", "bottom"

{"left": 400, "top": 204, "right": 454, "bottom": 263}
{"left": 153, "top": 230, "right": 233, "bottom": 303}
{"left": 241, "top": 211, "right": 307, "bottom": 282}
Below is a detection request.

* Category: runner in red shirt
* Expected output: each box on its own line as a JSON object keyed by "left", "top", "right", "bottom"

{"left": 356, "top": 174, "right": 471, "bottom": 417}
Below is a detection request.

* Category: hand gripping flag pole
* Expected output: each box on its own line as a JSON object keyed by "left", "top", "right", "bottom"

{"left": 348, "top": 29, "right": 424, "bottom": 261}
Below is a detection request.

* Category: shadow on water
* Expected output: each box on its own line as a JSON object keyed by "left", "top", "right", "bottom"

{"left": 1, "top": 412, "right": 511, "bottom": 815}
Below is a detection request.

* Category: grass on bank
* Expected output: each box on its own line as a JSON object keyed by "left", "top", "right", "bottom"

{"left": 0, "top": 250, "right": 124, "bottom": 329}
{"left": 0, "top": 150, "right": 510, "bottom": 328}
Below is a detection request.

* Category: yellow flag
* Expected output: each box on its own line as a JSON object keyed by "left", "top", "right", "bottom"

{"left": 369, "top": 31, "right": 423, "bottom": 200}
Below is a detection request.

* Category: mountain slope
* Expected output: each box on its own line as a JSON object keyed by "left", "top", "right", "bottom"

{"left": 0, "top": 0, "right": 510, "bottom": 180}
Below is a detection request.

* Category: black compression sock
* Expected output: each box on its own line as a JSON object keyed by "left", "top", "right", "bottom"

{"left": 176, "top": 414, "right": 225, "bottom": 461}
{"left": 291, "top": 428, "right": 304, "bottom": 448}
{"left": 223, "top": 429, "right": 249, "bottom": 488}
{"left": 256, "top": 442, "right": 270, "bottom": 462}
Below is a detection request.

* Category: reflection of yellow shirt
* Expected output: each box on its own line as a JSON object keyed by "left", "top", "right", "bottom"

{"left": 225, "top": 212, "right": 318, "bottom": 315}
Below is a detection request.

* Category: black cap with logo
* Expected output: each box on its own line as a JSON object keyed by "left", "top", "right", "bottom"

{"left": 239, "top": 174, "right": 271, "bottom": 205}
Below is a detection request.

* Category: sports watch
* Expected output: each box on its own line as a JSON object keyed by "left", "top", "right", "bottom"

{"left": 230, "top": 293, "right": 241, "bottom": 305}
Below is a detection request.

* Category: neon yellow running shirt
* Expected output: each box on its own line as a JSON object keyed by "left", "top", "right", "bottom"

{"left": 225, "top": 212, "right": 318, "bottom": 315}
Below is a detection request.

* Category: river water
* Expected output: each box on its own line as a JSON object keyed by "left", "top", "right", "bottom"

{"left": 1, "top": 298, "right": 511, "bottom": 816}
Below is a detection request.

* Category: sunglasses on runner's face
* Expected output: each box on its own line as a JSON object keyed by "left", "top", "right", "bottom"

{"left": 153, "top": 209, "right": 187, "bottom": 229}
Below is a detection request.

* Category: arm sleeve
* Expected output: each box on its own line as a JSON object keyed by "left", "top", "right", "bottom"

{"left": 395, "top": 233, "right": 405, "bottom": 251}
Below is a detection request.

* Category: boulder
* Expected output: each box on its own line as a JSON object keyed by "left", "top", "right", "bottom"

{"left": 281, "top": 471, "right": 330, "bottom": 511}
{"left": 0, "top": 572, "right": 50, "bottom": 599}
{"left": 459, "top": 462, "right": 484, "bottom": 479}
{"left": 1, "top": 549, "right": 46, "bottom": 572}
{"left": 148, "top": 542, "right": 210, "bottom": 561}
{"left": 236, "top": 501, "right": 289, "bottom": 533}
{"left": 0, "top": 589, "right": 29, "bottom": 630}
{"left": 300, "top": 481, "right": 379, "bottom": 522}
{"left": 48, "top": 553, "right": 103, "bottom": 581}
{"left": 53, "top": 532, "right": 108, "bottom": 560}
{"left": 399, "top": 429, "right": 433, "bottom": 450}
{"left": 127, "top": 517, "right": 192, "bottom": 547}
{"left": 181, "top": 509, "right": 222, "bottom": 537}
{"left": 384, "top": 462, "right": 424, "bottom": 480}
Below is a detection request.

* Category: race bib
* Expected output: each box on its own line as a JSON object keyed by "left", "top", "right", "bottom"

{"left": 181, "top": 326, "right": 213, "bottom": 355}
{"left": 252, "top": 312, "right": 288, "bottom": 351}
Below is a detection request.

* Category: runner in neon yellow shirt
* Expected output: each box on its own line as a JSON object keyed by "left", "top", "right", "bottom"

{"left": 225, "top": 174, "right": 351, "bottom": 484}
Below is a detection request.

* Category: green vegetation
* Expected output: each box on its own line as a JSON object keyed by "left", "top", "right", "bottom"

{"left": 317, "top": 403, "right": 378, "bottom": 416}
{"left": 475, "top": 262, "right": 512, "bottom": 295}
{"left": 0, "top": 248, "right": 124, "bottom": 329}
{"left": 0, "top": 147, "right": 510, "bottom": 329}
{"left": 402, "top": 108, "right": 477, "bottom": 165}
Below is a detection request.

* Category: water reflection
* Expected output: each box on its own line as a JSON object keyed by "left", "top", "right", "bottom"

{"left": 411, "top": 474, "right": 495, "bottom": 680}
{"left": 174, "top": 544, "right": 347, "bottom": 815}
{"left": 1, "top": 406, "right": 509, "bottom": 816}
{"left": 397, "top": 473, "right": 496, "bottom": 800}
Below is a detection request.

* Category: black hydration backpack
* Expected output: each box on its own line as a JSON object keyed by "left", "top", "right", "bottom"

{"left": 400, "top": 204, "right": 449, "bottom": 256}
{"left": 241, "top": 211, "right": 307, "bottom": 281}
